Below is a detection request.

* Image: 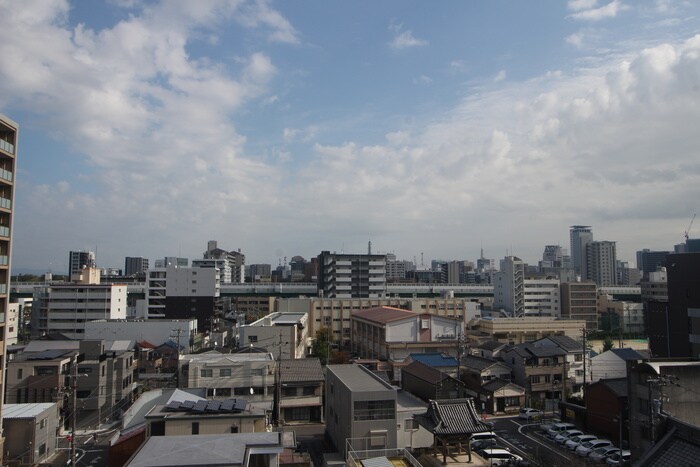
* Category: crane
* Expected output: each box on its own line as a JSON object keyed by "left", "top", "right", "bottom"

{"left": 685, "top": 213, "right": 697, "bottom": 241}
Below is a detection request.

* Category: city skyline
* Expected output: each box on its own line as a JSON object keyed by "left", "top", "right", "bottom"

{"left": 1, "top": 1, "right": 700, "bottom": 272}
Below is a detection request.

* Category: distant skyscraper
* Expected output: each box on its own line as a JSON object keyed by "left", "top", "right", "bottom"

{"left": 125, "top": 256, "right": 149, "bottom": 276}
{"left": 570, "top": 225, "right": 593, "bottom": 277}
{"left": 636, "top": 249, "right": 670, "bottom": 279}
{"left": 0, "top": 113, "right": 18, "bottom": 463}
{"left": 68, "top": 250, "right": 96, "bottom": 277}
{"left": 493, "top": 256, "right": 525, "bottom": 316}
{"left": 317, "top": 251, "right": 386, "bottom": 298}
{"left": 585, "top": 241, "right": 617, "bottom": 286}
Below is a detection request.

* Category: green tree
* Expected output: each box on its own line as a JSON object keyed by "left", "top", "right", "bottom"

{"left": 312, "top": 328, "right": 331, "bottom": 365}
{"left": 603, "top": 334, "right": 615, "bottom": 352}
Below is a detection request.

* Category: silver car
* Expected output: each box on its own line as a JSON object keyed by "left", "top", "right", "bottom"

{"left": 554, "top": 429, "right": 583, "bottom": 444}
{"left": 546, "top": 422, "right": 576, "bottom": 439}
{"left": 576, "top": 439, "right": 612, "bottom": 457}
{"left": 565, "top": 434, "right": 597, "bottom": 450}
{"left": 588, "top": 446, "right": 620, "bottom": 462}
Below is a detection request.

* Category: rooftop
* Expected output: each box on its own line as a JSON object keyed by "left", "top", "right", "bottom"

{"left": 279, "top": 358, "right": 324, "bottom": 383}
{"left": 408, "top": 352, "right": 458, "bottom": 368}
{"left": 415, "top": 398, "right": 492, "bottom": 435}
{"left": 3, "top": 403, "right": 56, "bottom": 419}
{"left": 402, "top": 361, "right": 451, "bottom": 384}
{"left": 327, "top": 364, "right": 396, "bottom": 393}
{"left": 352, "top": 306, "right": 416, "bottom": 324}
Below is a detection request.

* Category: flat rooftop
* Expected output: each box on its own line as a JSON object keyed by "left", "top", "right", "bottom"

{"left": 327, "top": 364, "right": 395, "bottom": 393}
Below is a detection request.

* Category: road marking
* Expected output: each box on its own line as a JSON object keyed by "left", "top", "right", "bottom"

{"left": 511, "top": 420, "right": 571, "bottom": 462}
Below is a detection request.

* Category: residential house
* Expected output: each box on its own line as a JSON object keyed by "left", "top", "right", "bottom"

{"left": 279, "top": 358, "right": 324, "bottom": 425}
{"left": 584, "top": 378, "right": 628, "bottom": 446}
{"left": 239, "top": 312, "right": 309, "bottom": 359}
{"left": 325, "top": 364, "right": 397, "bottom": 455}
{"left": 470, "top": 340, "right": 508, "bottom": 359}
{"left": 590, "top": 348, "right": 647, "bottom": 382}
{"left": 460, "top": 355, "right": 523, "bottom": 414}
{"left": 2, "top": 403, "right": 59, "bottom": 465}
{"left": 401, "top": 361, "right": 465, "bottom": 403}
{"left": 480, "top": 379, "right": 526, "bottom": 415}
{"left": 502, "top": 341, "right": 569, "bottom": 403}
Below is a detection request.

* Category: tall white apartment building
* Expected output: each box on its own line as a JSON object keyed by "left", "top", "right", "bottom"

{"left": 523, "top": 277, "right": 561, "bottom": 317}
{"left": 0, "top": 114, "right": 18, "bottom": 461}
{"left": 31, "top": 270, "right": 127, "bottom": 339}
{"left": 493, "top": 256, "right": 525, "bottom": 316}
{"left": 317, "top": 251, "right": 386, "bottom": 298}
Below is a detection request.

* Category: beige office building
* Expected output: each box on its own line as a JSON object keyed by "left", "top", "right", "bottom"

{"left": 468, "top": 316, "right": 587, "bottom": 344}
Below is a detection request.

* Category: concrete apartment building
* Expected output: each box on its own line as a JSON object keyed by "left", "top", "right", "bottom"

{"left": 636, "top": 249, "right": 670, "bottom": 279}
{"left": 239, "top": 312, "right": 308, "bottom": 359}
{"left": 325, "top": 364, "right": 397, "bottom": 455}
{"left": 178, "top": 351, "right": 276, "bottom": 403}
{"left": 585, "top": 240, "right": 617, "bottom": 286}
{"left": 200, "top": 240, "right": 245, "bottom": 284}
{"left": 351, "top": 306, "right": 462, "bottom": 361}
{"left": 560, "top": 281, "right": 597, "bottom": 331}
{"left": 317, "top": 251, "right": 387, "bottom": 299}
{"left": 146, "top": 265, "right": 221, "bottom": 330}
{"left": 0, "top": 113, "right": 18, "bottom": 463}
{"left": 493, "top": 256, "right": 524, "bottom": 316}
{"left": 84, "top": 318, "right": 197, "bottom": 353}
{"left": 30, "top": 270, "right": 127, "bottom": 339}
{"left": 125, "top": 257, "right": 150, "bottom": 277}
{"left": 598, "top": 294, "right": 645, "bottom": 335}
{"left": 68, "top": 250, "right": 96, "bottom": 277}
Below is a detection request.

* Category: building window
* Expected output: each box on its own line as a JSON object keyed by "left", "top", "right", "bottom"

{"left": 353, "top": 400, "right": 394, "bottom": 421}
{"left": 248, "top": 336, "right": 258, "bottom": 343}
{"left": 530, "top": 375, "right": 541, "bottom": 384}
{"left": 192, "top": 422, "right": 199, "bottom": 435}
{"left": 219, "top": 368, "right": 231, "bottom": 377}
{"left": 40, "top": 418, "right": 46, "bottom": 429}
{"left": 405, "top": 418, "right": 417, "bottom": 431}
{"left": 200, "top": 369, "right": 213, "bottom": 378}
{"left": 17, "top": 368, "right": 22, "bottom": 379}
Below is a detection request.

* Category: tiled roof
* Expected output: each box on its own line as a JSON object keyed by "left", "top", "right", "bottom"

{"left": 279, "top": 358, "right": 324, "bottom": 383}
{"left": 352, "top": 306, "right": 416, "bottom": 324}
{"left": 542, "top": 335, "right": 583, "bottom": 352}
{"left": 138, "top": 341, "right": 157, "bottom": 349}
{"left": 600, "top": 378, "right": 628, "bottom": 398}
{"left": 462, "top": 355, "right": 503, "bottom": 372}
{"left": 610, "top": 348, "right": 646, "bottom": 360}
{"left": 641, "top": 425, "right": 700, "bottom": 467}
{"left": 403, "top": 361, "right": 450, "bottom": 384}
{"left": 415, "top": 398, "right": 492, "bottom": 435}
{"left": 409, "top": 352, "right": 458, "bottom": 368}
{"left": 476, "top": 340, "right": 507, "bottom": 351}
{"left": 482, "top": 379, "right": 525, "bottom": 394}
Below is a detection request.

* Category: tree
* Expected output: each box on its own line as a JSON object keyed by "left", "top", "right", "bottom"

{"left": 603, "top": 334, "right": 615, "bottom": 352}
{"left": 312, "top": 328, "right": 331, "bottom": 365}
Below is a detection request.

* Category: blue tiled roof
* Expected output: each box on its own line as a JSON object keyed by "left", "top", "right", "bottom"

{"left": 409, "top": 352, "right": 458, "bottom": 368}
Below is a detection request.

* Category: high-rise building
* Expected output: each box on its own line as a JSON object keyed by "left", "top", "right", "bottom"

{"left": 124, "top": 256, "right": 149, "bottom": 276}
{"left": 0, "top": 113, "right": 18, "bottom": 462}
{"left": 560, "top": 281, "right": 597, "bottom": 331}
{"left": 201, "top": 240, "right": 245, "bottom": 283}
{"left": 585, "top": 241, "right": 617, "bottom": 286}
{"left": 317, "top": 251, "right": 386, "bottom": 298}
{"left": 636, "top": 249, "right": 670, "bottom": 279}
{"left": 493, "top": 256, "right": 525, "bottom": 316}
{"left": 68, "top": 250, "right": 96, "bottom": 277}
{"left": 154, "top": 256, "right": 188, "bottom": 268}
{"left": 570, "top": 225, "right": 593, "bottom": 277}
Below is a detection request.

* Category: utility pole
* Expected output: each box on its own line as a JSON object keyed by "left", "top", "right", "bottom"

{"left": 70, "top": 355, "right": 78, "bottom": 466}
{"left": 171, "top": 327, "right": 184, "bottom": 387}
{"left": 646, "top": 374, "right": 679, "bottom": 445}
{"left": 456, "top": 331, "right": 466, "bottom": 394}
{"left": 582, "top": 328, "right": 587, "bottom": 392}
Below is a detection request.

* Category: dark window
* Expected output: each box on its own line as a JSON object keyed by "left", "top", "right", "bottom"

{"left": 353, "top": 400, "right": 394, "bottom": 421}
{"left": 231, "top": 425, "right": 239, "bottom": 433}
{"left": 151, "top": 421, "right": 165, "bottom": 436}
{"left": 192, "top": 422, "right": 199, "bottom": 435}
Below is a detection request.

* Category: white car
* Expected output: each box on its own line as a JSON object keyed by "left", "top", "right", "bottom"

{"left": 554, "top": 429, "right": 583, "bottom": 444}
{"left": 546, "top": 422, "right": 576, "bottom": 439}
{"left": 606, "top": 450, "right": 631, "bottom": 465}
{"left": 588, "top": 446, "right": 620, "bottom": 462}
{"left": 478, "top": 448, "right": 523, "bottom": 466}
{"left": 576, "top": 439, "right": 612, "bottom": 457}
{"left": 519, "top": 407, "right": 543, "bottom": 420}
{"left": 565, "top": 434, "right": 597, "bottom": 450}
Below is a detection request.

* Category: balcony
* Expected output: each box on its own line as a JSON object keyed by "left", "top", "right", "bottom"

{"left": 0, "top": 255, "right": 7, "bottom": 266}
{"left": 0, "top": 226, "right": 8, "bottom": 237}
{"left": 0, "top": 197, "right": 10, "bottom": 210}
{"left": 0, "top": 169, "right": 12, "bottom": 183}
{"left": 0, "top": 140, "right": 13, "bottom": 155}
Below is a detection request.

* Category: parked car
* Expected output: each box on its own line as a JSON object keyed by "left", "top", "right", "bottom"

{"left": 478, "top": 448, "right": 523, "bottom": 466}
{"left": 606, "top": 450, "right": 631, "bottom": 465}
{"left": 471, "top": 431, "right": 497, "bottom": 443}
{"left": 565, "top": 434, "right": 597, "bottom": 450}
{"left": 588, "top": 445, "right": 620, "bottom": 462}
{"left": 519, "top": 408, "right": 543, "bottom": 420}
{"left": 554, "top": 429, "right": 584, "bottom": 444}
{"left": 547, "top": 422, "right": 576, "bottom": 439}
{"left": 471, "top": 437, "right": 499, "bottom": 451}
{"left": 576, "top": 439, "right": 613, "bottom": 457}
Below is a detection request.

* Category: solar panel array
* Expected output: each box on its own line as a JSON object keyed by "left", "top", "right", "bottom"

{"left": 164, "top": 399, "right": 248, "bottom": 413}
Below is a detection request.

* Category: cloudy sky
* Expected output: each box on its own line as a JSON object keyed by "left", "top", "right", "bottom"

{"left": 2, "top": 0, "right": 700, "bottom": 273}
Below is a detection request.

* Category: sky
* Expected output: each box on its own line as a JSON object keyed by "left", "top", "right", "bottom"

{"left": 2, "top": 0, "right": 700, "bottom": 274}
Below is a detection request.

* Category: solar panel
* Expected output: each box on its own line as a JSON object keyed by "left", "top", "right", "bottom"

{"left": 165, "top": 401, "right": 181, "bottom": 411}
{"left": 193, "top": 400, "right": 208, "bottom": 412}
{"left": 234, "top": 399, "right": 248, "bottom": 411}
{"left": 27, "top": 349, "right": 73, "bottom": 360}
{"left": 220, "top": 400, "right": 234, "bottom": 411}
{"left": 206, "top": 400, "right": 221, "bottom": 411}
{"left": 181, "top": 400, "right": 195, "bottom": 409}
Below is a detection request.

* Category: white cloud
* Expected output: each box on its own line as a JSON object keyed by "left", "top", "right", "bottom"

{"left": 494, "top": 70, "right": 507, "bottom": 81}
{"left": 388, "top": 20, "right": 427, "bottom": 50}
{"left": 414, "top": 75, "right": 433, "bottom": 85}
{"left": 566, "top": 32, "right": 585, "bottom": 48}
{"left": 568, "top": 0, "right": 599, "bottom": 11}
{"left": 570, "top": 0, "right": 626, "bottom": 21}
{"left": 238, "top": 0, "right": 300, "bottom": 44}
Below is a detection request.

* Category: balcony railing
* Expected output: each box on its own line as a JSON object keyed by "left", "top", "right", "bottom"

{"left": 0, "top": 255, "right": 7, "bottom": 266}
{"left": 0, "top": 226, "right": 8, "bottom": 237}
{"left": 0, "top": 197, "right": 10, "bottom": 210}
{"left": 0, "top": 140, "right": 14, "bottom": 155}
{"left": 0, "top": 169, "right": 12, "bottom": 182}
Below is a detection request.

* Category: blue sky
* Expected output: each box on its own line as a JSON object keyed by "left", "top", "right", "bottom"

{"left": 2, "top": 0, "right": 700, "bottom": 273}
